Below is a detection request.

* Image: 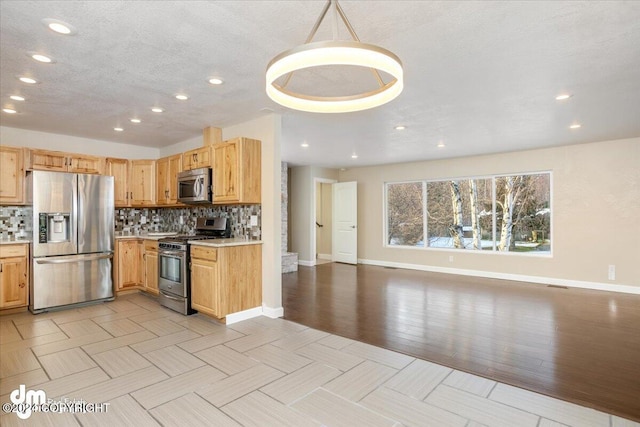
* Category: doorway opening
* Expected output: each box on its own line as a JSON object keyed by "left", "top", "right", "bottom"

{"left": 313, "top": 178, "right": 336, "bottom": 265}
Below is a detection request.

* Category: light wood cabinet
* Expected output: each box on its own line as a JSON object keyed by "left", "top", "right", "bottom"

{"left": 115, "top": 239, "right": 143, "bottom": 290}
{"left": 213, "top": 137, "right": 261, "bottom": 204}
{"left": 0, "top": 244, "right": 29, "bottom": 310}
{"left": 143, "top": 240, "right": 159, "bottom": 295}
{"left": 190, "top": 244, "right": 262, "bottom": 321}
{"left": 106, "top": 158, "right": 130, "bottom": 207}
{"left": 0, "top": 145, "right": 24, "bottom": 204}
{"left": 182, "top": 146, "right": 212, "bottom": 171}
{"left": 106, "top": 158, "right": 155, "bottom": 207}
{"left": 156, "top": 154, "right": 182, "bottom": 205}
{"left": 26, "top": 149, "right": 103, "bottom": 174}
{"left": 130, "top": 160, "right": 156, "bottom": 206}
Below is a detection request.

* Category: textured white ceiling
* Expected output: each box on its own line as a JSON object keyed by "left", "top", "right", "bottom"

{"left": 1, "top": 1, "right": 639, "bottom": 168}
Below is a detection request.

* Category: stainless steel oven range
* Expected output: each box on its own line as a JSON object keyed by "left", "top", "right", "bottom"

{"left": 157, "top": 217, "right": 231, "bottom": 315}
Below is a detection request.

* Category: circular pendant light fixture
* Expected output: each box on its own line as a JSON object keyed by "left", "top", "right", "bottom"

{"left": 266, "top": 0, "right": 403, "bottom": 114}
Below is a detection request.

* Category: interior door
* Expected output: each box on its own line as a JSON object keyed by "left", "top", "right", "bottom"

{"left": 332, "top": 181, "right": 357, "bottom": 264}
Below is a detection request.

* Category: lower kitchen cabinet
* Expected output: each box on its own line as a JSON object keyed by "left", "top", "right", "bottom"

{"left": 115, "top": 239, "right": 143, "bottom": 290}
{"left": 190, "top": 243, "right": 262, "bottom": 321}
{"left": 143, "top": 240, "right": 159, "bottom": 295}
{"left": 0, "top": 244, "right": 29, "bottom": 310}
{"left": 115, "top": 238, "right": 160, "bottom": 295}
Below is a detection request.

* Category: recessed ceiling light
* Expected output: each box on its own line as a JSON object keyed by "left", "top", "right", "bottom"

{"left": 555, "top": 94, "right": 572, "bottom": 101}
{"left": 41, "top": 18, "right": 77, "bottom": 35}
{"left": 114, "top": 127, "right": 124, "bottom": 132}
{"left": 208, "top": 78, "right": 224, "bottom": 85}
{"left": 301, "top": 142, "right": 309, "bottom": 148}
{"left": 30, "top": 53, "right": 54, "bottom": 63}
{"left": 351, "top": 154, "right": 358, "bottom": 159}
{"left": 151, "top": 107, "right": 164, "bottom": 113}
{"left": 394, "top": 125, "right": 406, "bottom": 130}
{"left": 175, "top": 94, "right": 189, "bottom": 101}
{"left": 130, "top": 118, "right": 141, "bottom": 123}
{"left": 10, "top": 95, "right": 25, "bottom": 101}
{"left": 19, "top": 77, "right": 37, "bottom": 84}
{"left": 437, "top": 141, "right": 445, "bottom": 148}
{"left": 2, "top": 108, "right": 17, "bottom": 114}
{"left": 569, "top": 124, "right": 581, "bottom": 129}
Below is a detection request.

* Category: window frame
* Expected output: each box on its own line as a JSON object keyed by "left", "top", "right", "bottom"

{"left": 383, "top": 171, "right": 553, "bottom": 257}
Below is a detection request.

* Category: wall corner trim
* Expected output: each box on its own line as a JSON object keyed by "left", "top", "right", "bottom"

{"left": 225, "top": 307, "right": 263, "bottom": 325}
{"left": 357, "top": 258, "right": 640, "bottom": 295}
{"left": 262, "top": 305, "right": 284, "bottom": 318}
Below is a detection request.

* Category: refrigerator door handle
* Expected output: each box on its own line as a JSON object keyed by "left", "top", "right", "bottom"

{"left": 36, "top": 253, "right": 113, "bottom": 264}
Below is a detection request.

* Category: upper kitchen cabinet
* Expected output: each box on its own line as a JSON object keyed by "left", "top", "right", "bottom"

{"left": 213, "top": 137, "right": 261, "bottom": 204}
{"left": 130, "top": 160, "right": 156, "bottom": 206}
{"left": 106, "top": 158, "right": 156, "bottom": 207}
{"left": 105, "top": 158, "right": 130, "bottom": 207}
{"left": 0, "top": 145, "right": 24, "bottom": 205}
{"left": 156, "top": 154, "right": 182, "bottom": 205}
{"left": 26, "top": 149, "right": 104, "bottom": 174}
{"left": 182, "top": 146, "right": 212, "bottom": 171}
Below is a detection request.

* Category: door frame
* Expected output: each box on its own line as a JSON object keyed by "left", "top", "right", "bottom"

{"left": 311, "top": 177, "right": 337, "bottom": 266}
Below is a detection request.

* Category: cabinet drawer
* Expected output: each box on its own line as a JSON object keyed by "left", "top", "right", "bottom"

{"left": 0, "top": 244, "right": 28, "bottom": 257}
{"left": 144, "top": 240, "right": 158, "bottom": 251}
{"left": 191, "top": 246, "right": 217, "bottom": 261}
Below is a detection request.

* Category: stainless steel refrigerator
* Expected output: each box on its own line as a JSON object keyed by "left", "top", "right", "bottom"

{"left": 27, "top": 171, "right": 114, "bottom": 313}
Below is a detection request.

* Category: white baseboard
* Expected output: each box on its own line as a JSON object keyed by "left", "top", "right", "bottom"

{"left": 262, "top": 305, "right": 284, "bottom": 318}
{"left": 358, "top": 258, "right": 640, "bottom": 295}
{"left": 298, "top": 260, "right": 315, "bottom": 267}
{"left": 317, "top": 253, "right": 332, "bottom": 261}
{"left": 225, "top": 306, "right": 262, "bottom": 325}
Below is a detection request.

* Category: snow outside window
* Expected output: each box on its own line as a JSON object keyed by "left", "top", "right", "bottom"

{"left": 384, "top": 172, "right": 551, "bottom": 254}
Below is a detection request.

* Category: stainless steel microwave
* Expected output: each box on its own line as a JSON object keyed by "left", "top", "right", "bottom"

{"left": 177, "top": 167, "right": 212, "bottom": 204}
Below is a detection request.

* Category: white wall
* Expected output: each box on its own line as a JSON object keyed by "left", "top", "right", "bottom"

{"left": 159, "top": 135, "right": 202, "bottom": 157}
{"left": 0, "top": 126, "right": 159, "bottom": 159}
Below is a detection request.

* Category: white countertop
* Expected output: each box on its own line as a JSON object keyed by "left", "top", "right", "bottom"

{"left": 115, "top": 233, "right": 177, "bottom": 241}
{"left": 189, "top": 238, "right": 263, "bottom": 248}
{"left": 0, "top": 239, "right": 31, "bottom": 245}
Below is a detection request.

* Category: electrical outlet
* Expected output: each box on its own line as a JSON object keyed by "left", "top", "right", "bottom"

{"left": 250, "top": 215, "right": 258, "bottom": 226}
{"left": 608, "top": 265, "right": 616, "bottom": 281}
{"left": 449, "top": 255, "right": 454, "bottom": 263}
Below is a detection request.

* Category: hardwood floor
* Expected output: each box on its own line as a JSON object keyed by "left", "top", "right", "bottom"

{"left": 282, "top": 263, "right": 640, "bottom": 422}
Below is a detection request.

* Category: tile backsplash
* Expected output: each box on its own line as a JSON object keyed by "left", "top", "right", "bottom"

{"left": 0, "top": 205, "right": 261, "bottom": 241}
{"left": 0, "top": 206, "right": 32, "bottom": 241}
{"left": 116, "top": 205, "right": 261, "bottom": 239}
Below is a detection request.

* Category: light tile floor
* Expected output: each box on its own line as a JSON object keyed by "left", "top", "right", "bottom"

{"left": 1, "top": 293, "right": 638, "bottom": 427}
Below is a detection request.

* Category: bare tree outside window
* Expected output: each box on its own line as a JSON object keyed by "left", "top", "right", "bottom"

{"left": 426, "top": 179, "right": 492, "bottom": 249}
{"left": 495, "top": 173, "right": 551, "bottom": 252}
{"left": 385, "top": 172, "right": 550, "bottom": 254}
{"left": 386, "top": 182, "right": 425, "bottom": 247}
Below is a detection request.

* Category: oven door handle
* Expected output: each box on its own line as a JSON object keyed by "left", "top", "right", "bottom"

{"left": 161, "top": 292, "right": 184, "bottom": 302}
{"left": 159, "top": 251, "right": 184, "bottom": 257}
